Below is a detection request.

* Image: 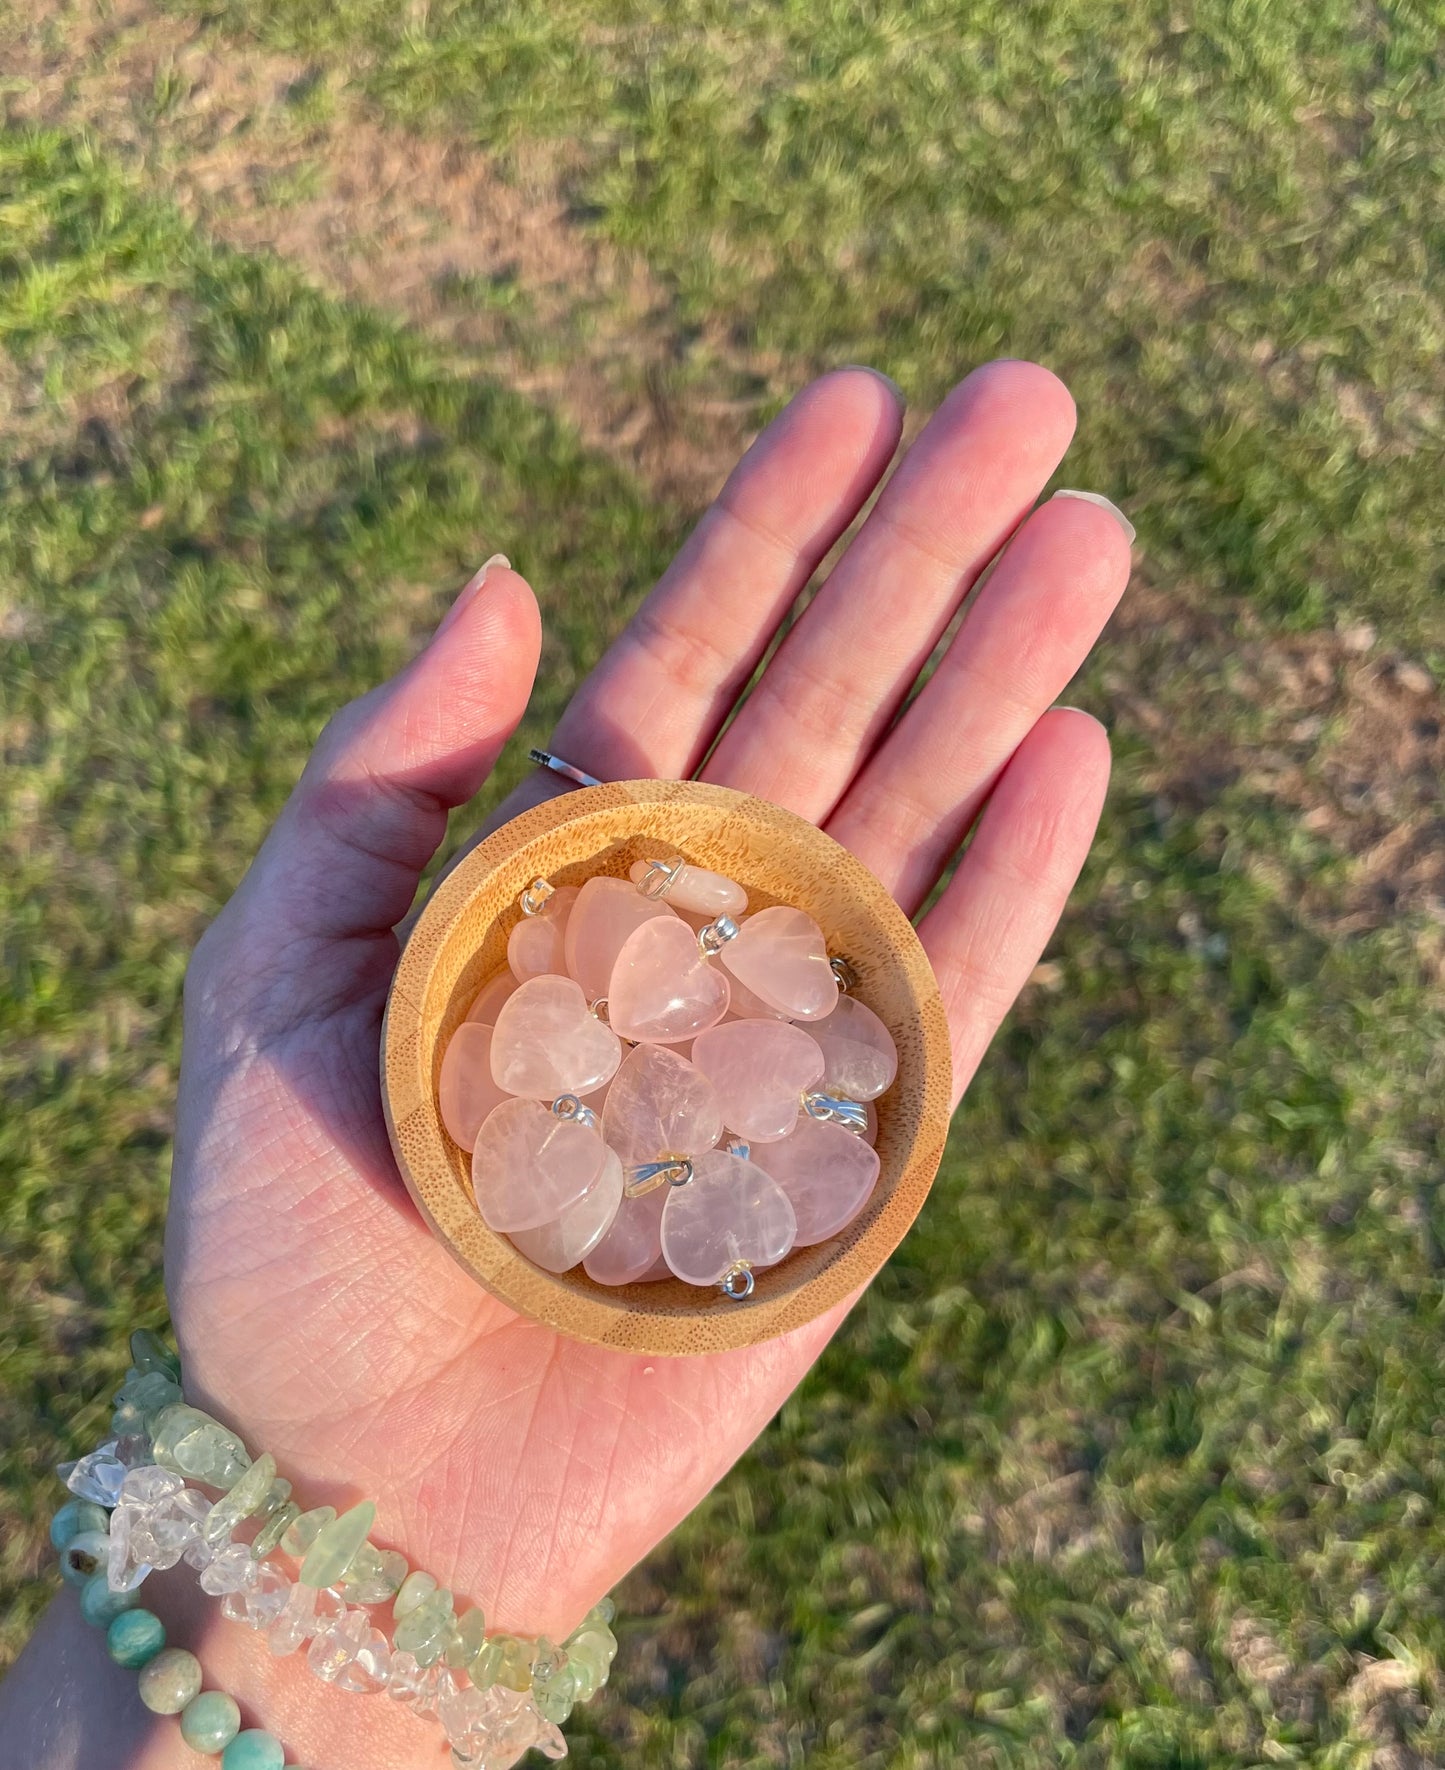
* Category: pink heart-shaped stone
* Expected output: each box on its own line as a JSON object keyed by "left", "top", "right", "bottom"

{"left": 749, "top": 1116, "right": 881, "bottom": 1247}
{"left": 807, "top": 994, "right": 898, "bottom": 1100}
{"left": 490, "top": 975, "right": 622, "bottom": 1099}
{"left": 607, "top": 916, "right": 731, "bottom": 1045}
{"left": 563, "top": 876, "right": 677, "bottom": 1004}
{"left": 465, "top": 967, "right": 520, "bottom": 1027}
{"left": 471, "top": 1096, "right": 608, "bottom": 1232}
{"left": 627, "top": 858, "right": 747, "bottom": 916}
{"left": 506, "top": 884, "right": 579, "bottom": 983}
{"left": 719, "top": 905, "right": 838, "bottom": 1021}
{"left": 660, "top": 1150, "right": 797, "bottom": 1284}
{"left": 509, "top": 1145, "right": 624, "bottom": 1273}
{"left": 582, "top": 1184, "right": 668, "bottom": 1286}
{"left": 602, "top": 1044, "right": 723, "bottom": 1167}
{"left": 438, "top": 1022, "right": 511, "bottom": 1152}
{"left": 690, "top": 1018, "right": 825, "bottom": 1142}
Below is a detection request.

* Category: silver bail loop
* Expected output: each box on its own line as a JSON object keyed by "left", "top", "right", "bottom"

{"left": 623, "top": 1157, "right": 695, "bottom": 1199}
{"left": 698, "top": 914, "right": 739, "bottom": 956}
{"left": 723, "top": 1136, "right": 751, "bottom": 1162}
{"left": 829, "top": 955, "right": 858, "bottom": 993}
{"left": 636, "top": 855, "right": 685, "bottom": 901}
{"left": 520, "top": 877, "right": 556, "bottom": 917}
{"left": 802, "top": 1091, "right": 869, "bottom": 1134}
{"left": 551, "top": 1094, "right": 600, "bottom": 1132}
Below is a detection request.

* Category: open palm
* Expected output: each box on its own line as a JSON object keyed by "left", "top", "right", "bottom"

{"left": 164, "top": 362, "right": 1128, "bottom": 1720}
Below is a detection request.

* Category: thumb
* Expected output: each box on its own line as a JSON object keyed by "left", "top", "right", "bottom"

{"left": 201, "top": 557, "right": 540, "bottom": 990}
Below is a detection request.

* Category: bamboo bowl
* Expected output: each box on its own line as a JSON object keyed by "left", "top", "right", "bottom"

{"left": 381, "top": 779, "right": 953, "bottom": 1356}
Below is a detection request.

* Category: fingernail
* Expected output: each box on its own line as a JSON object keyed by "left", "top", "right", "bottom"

{"left": 434, "top": 552, "right": 510, "bottom": 639}
{"left": 839, "top": 364, "right": 904, "bottom": 402}
{"left": 1052, "top": 489, "right": 1136, "bottom": 546}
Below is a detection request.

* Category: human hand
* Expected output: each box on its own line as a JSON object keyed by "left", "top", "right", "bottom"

{"left": 161, "top": 360, "right": 1129, "bottom": 1762}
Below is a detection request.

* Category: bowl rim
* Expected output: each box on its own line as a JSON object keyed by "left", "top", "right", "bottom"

{"left": 381, "top": 778, "right": 953, "bottom": 1356}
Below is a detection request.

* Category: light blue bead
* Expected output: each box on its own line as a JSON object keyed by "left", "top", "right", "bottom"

{"left": 180, "top": 1691, "right": 241, "bottom": 1754}
{"left": 50, "top": 1499, "right": 108, "bottom": 1551}
{"left": 59, "top": 1529, "right": 110, "bottom": 1587}
{"left": 80, "top": 1570, "right": 138, "bottom": 1627}
{"left": 106, "top": 1608, "right": 166, "bottom": 1668}
{"left": 221, "top": 1730, "right": 285, "bottom": 1770}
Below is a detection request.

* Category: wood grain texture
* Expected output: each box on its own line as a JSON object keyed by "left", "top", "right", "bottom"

{"left": 381, "top": 780, "right": 953, "bottom": 1356}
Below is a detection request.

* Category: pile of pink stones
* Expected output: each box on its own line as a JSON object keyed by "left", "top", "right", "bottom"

{"left": 438, "top": 857, "right": 899, "bottom": 1299}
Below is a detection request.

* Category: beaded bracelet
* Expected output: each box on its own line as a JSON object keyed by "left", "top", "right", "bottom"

{"left": 53, "top": 1330, "right": 618, "bottom": 1769}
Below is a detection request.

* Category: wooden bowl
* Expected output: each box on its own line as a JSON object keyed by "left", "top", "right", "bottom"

{"left": 381, "top": 779, "right": 953, "bottom": 1356}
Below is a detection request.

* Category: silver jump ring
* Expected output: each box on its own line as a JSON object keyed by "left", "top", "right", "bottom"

{"left": 719, "top": 1261, "right": 755, "bottom": 1301}
{"left": 624, "top": 1157, "right": 694, "bottom": 1199}
{"left": 528, "top": 748, "right": 603, "bottom": 790}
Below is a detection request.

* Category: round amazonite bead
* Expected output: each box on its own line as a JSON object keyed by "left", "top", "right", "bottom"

{"left": 106, "top": 1608, "right": 165, "bottom": 1668}
{"left": 80, "top": 1570, "right": 139, "bottom": 1628}
{"left": 59, "top": 1529, "right": 111, "bottom": 1587}
{"left": 138, "top": 1647, "right": 203, "bottom": 1714}
{"left": 180, "top": 1690, "right": 241, "bottom": 1754}
{"left": 221, "top": 1729, "right": 285, "bottom": 1770}
{"left": 50, "top": 1499, "right": 109, "bottom": 1552}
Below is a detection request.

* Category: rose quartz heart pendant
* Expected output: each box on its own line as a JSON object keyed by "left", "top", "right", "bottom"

{"left": 490, "top": 975, "right": 622, "bottom": 1099}
{"left": 465, "top": 967, "right": 520, "bottom": 1027}
{"left": 660, "top": 1150, "right": 797, "bottom": 1284}
{"left": 582, "top": 1183, "right": 668, "bottom": 1286}
{"left": 628, "top": 857, "right": 747, "bottom": 916}
{"left": 608, "top": 917, "right": 731, "bottom": 1045}
{"left": 690, "top": 1019, "right": 825, "bottom": 1142}
{"left": 438, "top": 1022, "right": 511, "bottom": 1151}
{"left": 807, "top": 994, "right": 898, "bottom": 1100}
{"left": 718, "top": 905, "right": 838, "bottom": 1020}
{"left": 507, "top": 884, "right": 580, "bottom": 983}
{"left": 602, "top": 1044, "right": 724, "bottom": 1168}
{"left": 749, "top": 1116, "right": 880, "bottom": 1246}
{"left": 563, "top": 876, "right": 676, "bottom": 1004}
{"left": 509, "top": 1145, "right": 624, "bottom": 1272}
{"left": 471, "top": 1096, "right": 608, "bottom": 1232}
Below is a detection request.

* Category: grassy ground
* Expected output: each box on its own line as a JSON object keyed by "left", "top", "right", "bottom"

{"left": 2, "top": 4, "right": 1443, "bottom": 1766}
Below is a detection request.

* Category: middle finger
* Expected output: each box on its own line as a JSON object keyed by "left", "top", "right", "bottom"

{"left": 702, "top": 359, "right": 1077, "bottom": 818}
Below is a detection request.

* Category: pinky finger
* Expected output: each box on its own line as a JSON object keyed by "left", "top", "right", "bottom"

{"left": 918, "top": 708, "right": 1112, "bottom": 1108}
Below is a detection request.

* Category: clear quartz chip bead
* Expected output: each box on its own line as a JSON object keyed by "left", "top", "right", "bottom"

{"left": 629, "top": 856, "right": 747, "bottom": 916}
{"left": 267, "top": 1581, "right": 334, "bottom": 1657}
{"left": 489, "top": 975, "right": 621, "bottom": 1099}
{"left": 105, "top": 1502, "right": 154, "bottom": 1594}
{"left": 718, "top": 905, "right": 838, "bottom": 1021}
{"left": 200, "top": 1542, "right": 261, "bottom": 1596}
{"left": 58, "top": 1441, "right": 128, "bottom": 1508}
{"left": 601, "top": 1043, "right": 723, "bottom": 1170}
{"left": 222, "top": 1561, "right": 293, "bottom": 1631}
{"left": 307, "top": 1606, "right": 392, "bottom": 1692}
{"left": 660, "top": 1149, "right": 797, "bottom": 1285}
{"left": 607, "top": 915, "right": 731, "bottom": 1044}
{"left": 563, "top": 875, "right": 677, "bottom": 1002}
{"left": 439, "top": 1023, "right": 511, "bottom": 1152}
{"left": 690, "top": 1019, "right": 826, "bottom": 1143}
{"left": 509, "top": 1145, "right": 625, "bottom": 1273}
{"left": 806, "top": 994, "right": 898, "bottom": 1100}
{"left": 387, "top": 1650, "right": 444, "bottom": 1714}
{"left": 749, "top": 1115, "right": 882, "bottom": 1245}
{"left": 472, "top": 1096, "right": 608, "bottom": 1233}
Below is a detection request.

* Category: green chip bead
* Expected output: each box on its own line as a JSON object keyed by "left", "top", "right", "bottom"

{"left": 221, "top": 1728, "right": 285, "bottom": 1770}
{"left": 565, "top": 1629, "right": 613, "bottom": 1702}
{"left": 151, "top": 1405, "right": 250, "bottom": 1489}
{"left": 81, "top": 1570, "right": 139, "bottom": 1628}
{"left": 533, "top": 1663, "right": 578, "bottom": 1726}
{"left": 472, "top": 1632, "right": 532, "bottom": 1693}
{"left": 60, "top": 1529, "right": 111, "bottom": 1588}
{"left": 106, "top": 1608, "right": 166, "bottom": 1669}
{"left": 138, "top": 1648, "right": 203, "bottom": 1715}
{"left": 50, "top": 1499, "right": 108, "bottom": 1552}
{"left": 279, "top": 1505, "right": 334, "bottom": 1559}
{"left": 251, "top": 1499, "right": 300, "bottom": 1560}
{"left": 392, "top": 1569, "right": 436, "bottom": 1619}
{"left": 202, "top": 1453, "right": 277, "bottom": 1547}
{"left": 298, "top": 1500, "right": 375, "bottom": 1589}
{"left": 446, "top": 1606, "right": 488, "bottom": 1671}
{"left": 392, "top": 1588, "right": 454, "bottom": 1665}
{"left": 129, "top": 1328, "right": 182, "bottom": 1383}
{"left": 180, "top": 1690, "right": 242, "bottom": 1754}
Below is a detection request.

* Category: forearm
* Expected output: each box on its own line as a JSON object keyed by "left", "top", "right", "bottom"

{"left": 2, "top": 1579, "right": 442, "bottom": 1770}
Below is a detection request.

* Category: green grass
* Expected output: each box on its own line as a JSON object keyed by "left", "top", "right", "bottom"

{"left": 3, "top": 3, "right": 1444, "bottom": 1763}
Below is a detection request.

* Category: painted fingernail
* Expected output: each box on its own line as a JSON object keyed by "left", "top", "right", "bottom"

{"left": 434, "top": 552, "right": 511, "bottom": 639}
{"left": 1052, "top": 489, "right": 1136, "bottom": 546}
